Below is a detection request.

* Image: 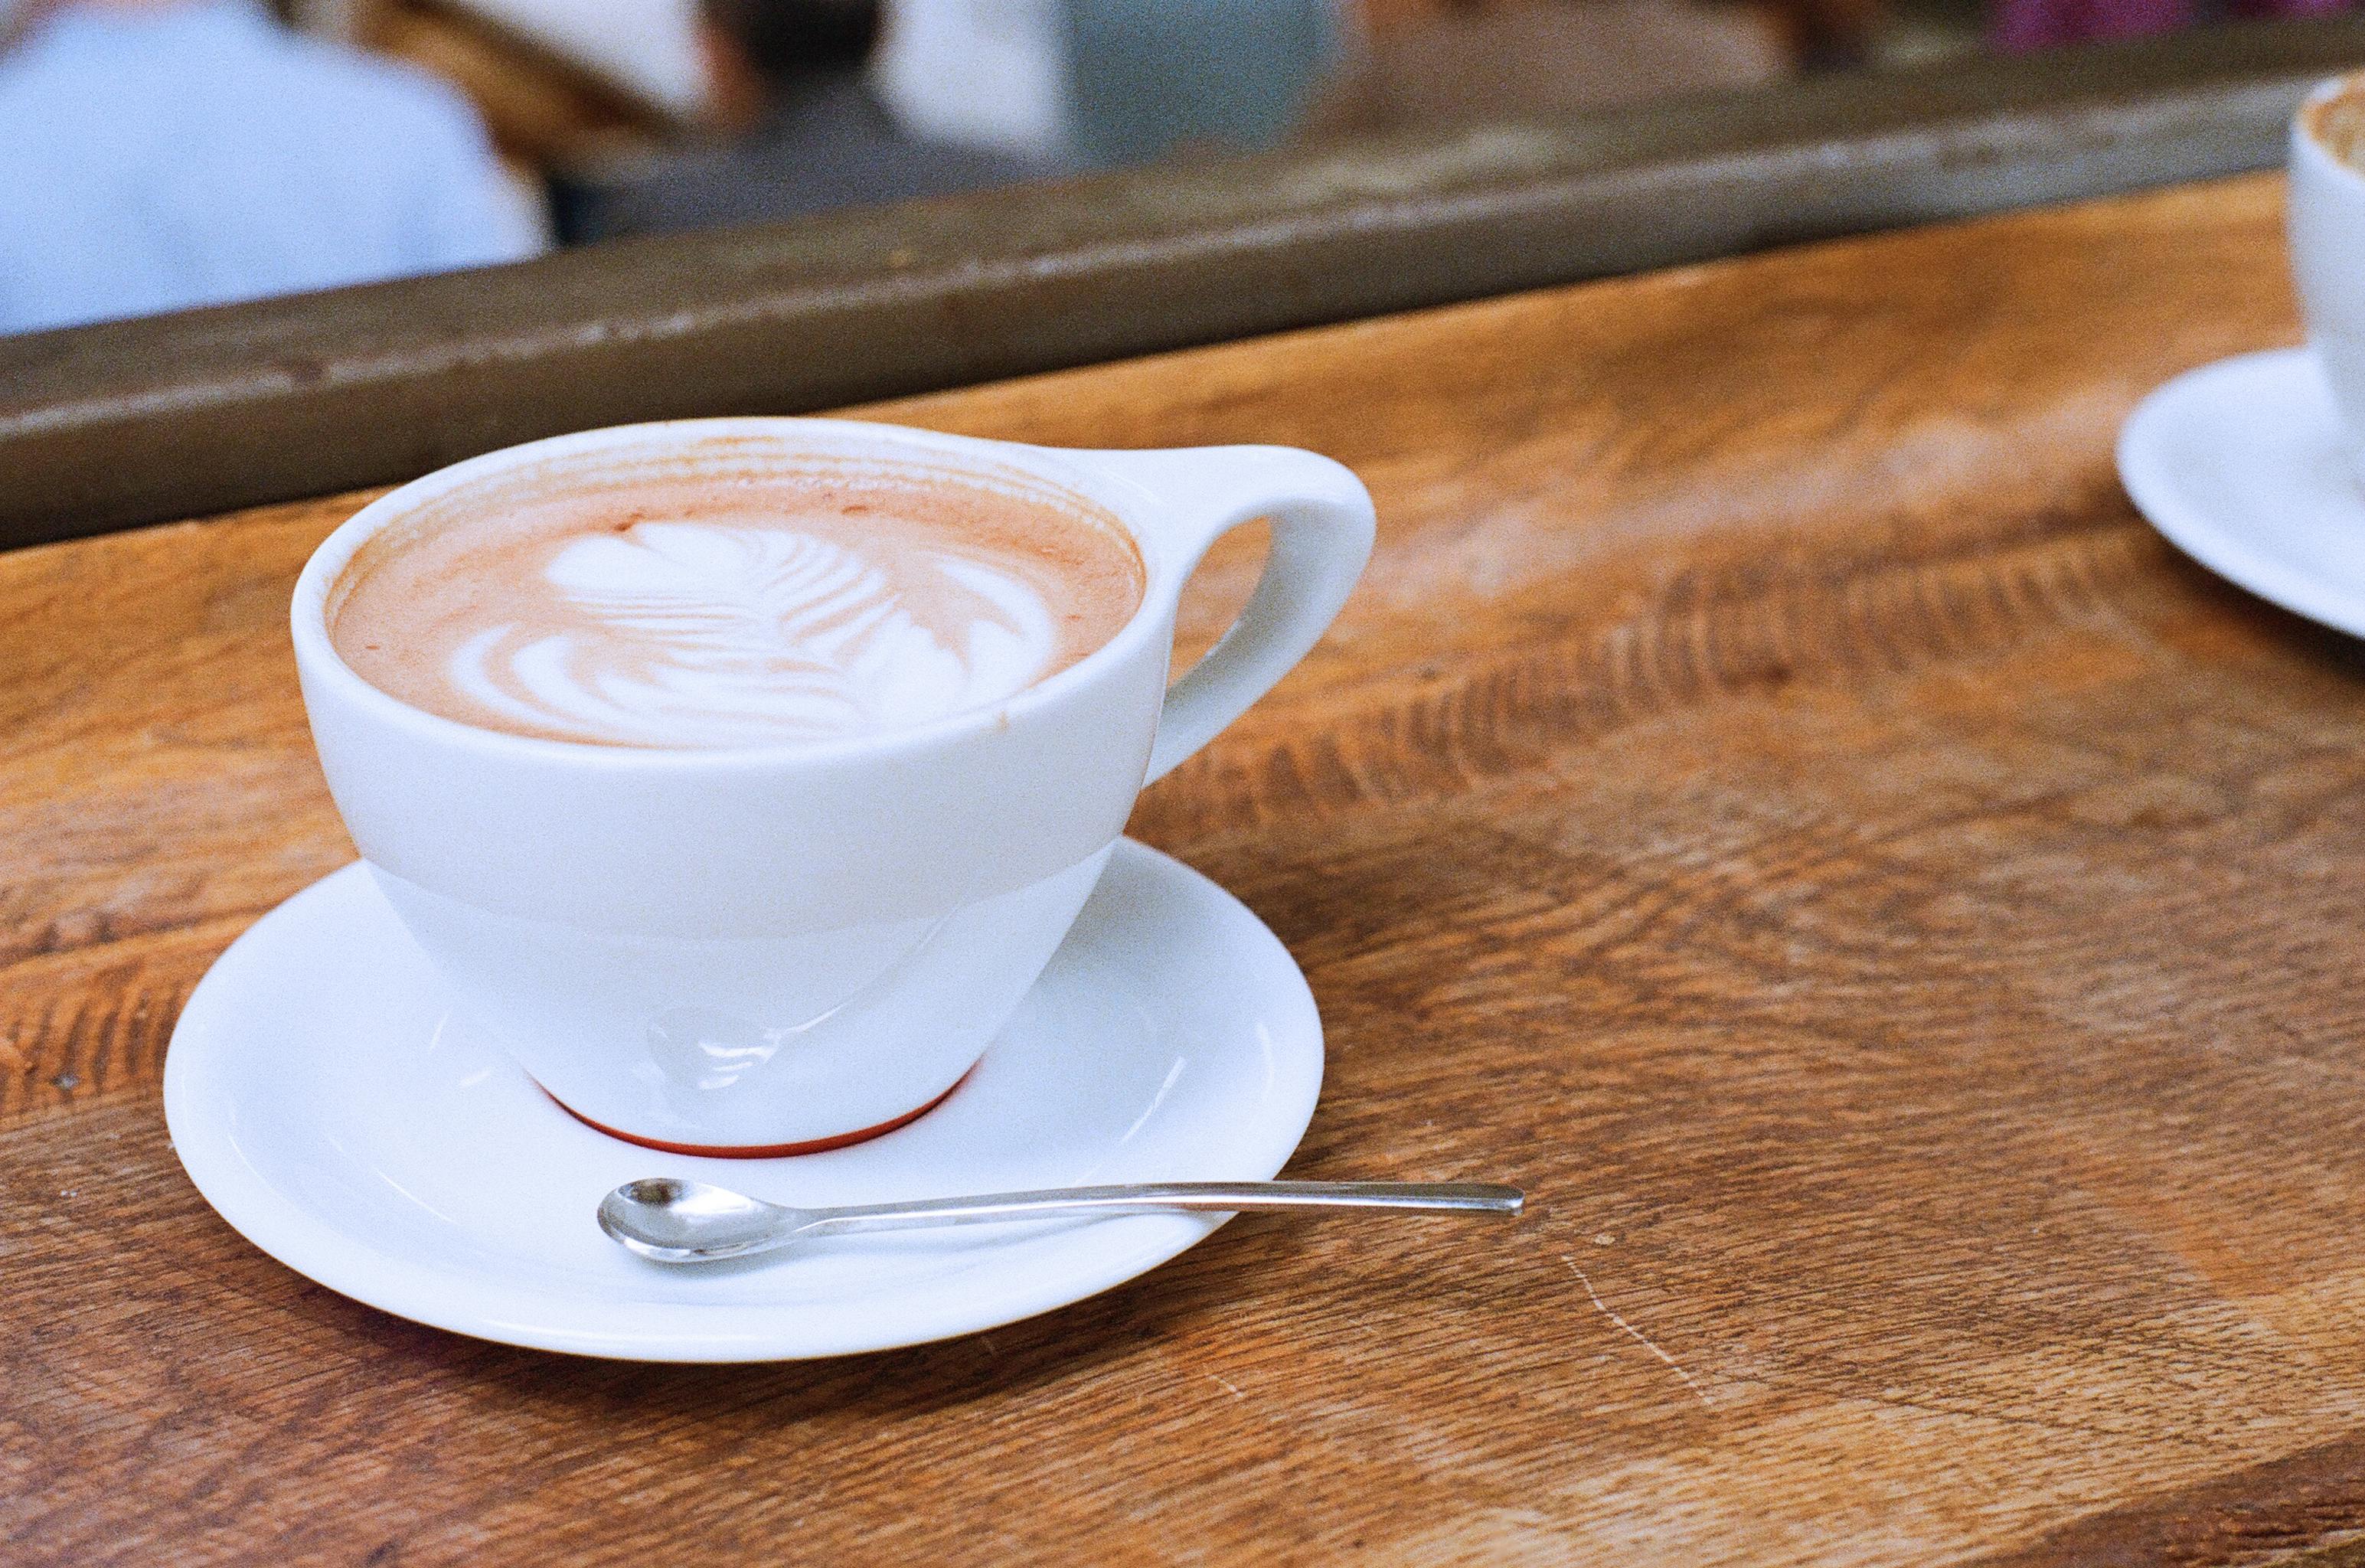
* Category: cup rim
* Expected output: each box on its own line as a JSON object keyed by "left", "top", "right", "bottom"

{"left": 292, "top": 416, "right": 1184, "bottom": 773}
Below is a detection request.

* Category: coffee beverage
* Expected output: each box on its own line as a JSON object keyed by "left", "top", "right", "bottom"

{"left": 2305, "top": 79, "right": 2365, "bottom": 169}
{"left": 330, "top": 459, "right": 1145, "bottom": 749}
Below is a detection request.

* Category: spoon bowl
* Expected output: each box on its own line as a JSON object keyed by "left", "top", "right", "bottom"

{"left": 598, "top": 1178, "right": 791, "bottom": 1260}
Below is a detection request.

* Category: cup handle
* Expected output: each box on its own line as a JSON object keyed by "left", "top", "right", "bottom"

{"left": 1062, "top": 445, "right": 1376, "bottom": 783}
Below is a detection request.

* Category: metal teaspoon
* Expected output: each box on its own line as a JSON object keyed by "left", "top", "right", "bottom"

{"left": 599, "top": 1177, "right": 1524, "bottom": 1263}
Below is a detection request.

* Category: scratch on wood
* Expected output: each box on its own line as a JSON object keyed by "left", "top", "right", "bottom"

{"left": 1204, "top": 1374, "right": 1246, "bottom": 1400}
{"left": 1563, "top": 1255, "right": 1717, "bottom": 1410}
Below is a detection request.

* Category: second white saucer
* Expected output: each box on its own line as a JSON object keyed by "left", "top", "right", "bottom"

{"left": 163, "top": 839, "right": 1323, "bottom": 1361}
{"left": 2118, "top": 346, "right": 2365, "bottom": 637}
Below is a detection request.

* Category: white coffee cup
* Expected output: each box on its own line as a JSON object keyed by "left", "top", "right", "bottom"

{"left": 292, "top": 419, "right": 1374, "bottom": 1153}
{"left": 2292, "top": 77, "right": 2365, "bottom": 475}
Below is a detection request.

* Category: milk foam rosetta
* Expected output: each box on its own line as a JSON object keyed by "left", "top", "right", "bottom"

{"left": 330, "top": 466, "right": 1144, "bottom": 749}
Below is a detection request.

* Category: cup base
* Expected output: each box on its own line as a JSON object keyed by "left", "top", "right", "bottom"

{"left": 541, "top": 1074, "right": 968, "bottom": 1158}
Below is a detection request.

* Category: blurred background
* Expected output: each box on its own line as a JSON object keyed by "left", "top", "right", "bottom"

{"left": 0, "top": 0, "right": 2327, "bottom": 336}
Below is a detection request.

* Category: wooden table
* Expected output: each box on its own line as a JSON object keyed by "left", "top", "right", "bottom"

{"left": 6, "top": 171, "right": 2361, "bottom": 1565}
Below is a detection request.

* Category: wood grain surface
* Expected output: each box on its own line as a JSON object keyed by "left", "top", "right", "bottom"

{"left": 4, "top": 171, "right": 2360, "bottom": 1566}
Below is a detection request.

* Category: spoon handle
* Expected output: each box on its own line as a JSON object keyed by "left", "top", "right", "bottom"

{"left": 795, "top": 1181, "right": 1524, "bottom": 1236}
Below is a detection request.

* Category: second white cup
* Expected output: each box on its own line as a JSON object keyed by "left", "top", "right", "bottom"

{"left": 2291, "top": 76, "right": 2365, "bottom": 479}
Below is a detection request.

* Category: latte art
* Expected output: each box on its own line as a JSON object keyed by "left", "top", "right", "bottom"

{"left": 330, "top": 462, "right": 1142, "bottom": 749}
{"left": 452, "top": 522, "right": 1062, "bottom": 747}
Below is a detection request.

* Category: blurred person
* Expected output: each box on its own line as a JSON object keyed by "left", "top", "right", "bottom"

{"left": 0, "top": 0, "right": 537, "bottom": 335}
{"left": 1063, "top": 0, "right": 1335, "bottom": 167}
{"left": 558, "top": 0, "right": 1057, "bottom": 239}
{"left": 1988, "top": 0, "right": 2187, "bottom": 47}
{"left": 1991, "top": 0, "right": 2351, "bottom": 49}
{"left": 1306, "top": 0, "right": 1785, "bottom": 134}
{"left": 871, "top": 0, "right": 1338, "bottom": 172}
{"left": 870, "top": 0, "right": 1070, "bottom": 162}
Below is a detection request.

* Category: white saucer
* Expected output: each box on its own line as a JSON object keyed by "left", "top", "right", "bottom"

{"left": 2119, "top": 346, "right": 2365, "bottom": 637}
{"left": 162, "top": 840, "right": 1322, "bottom": 1362}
